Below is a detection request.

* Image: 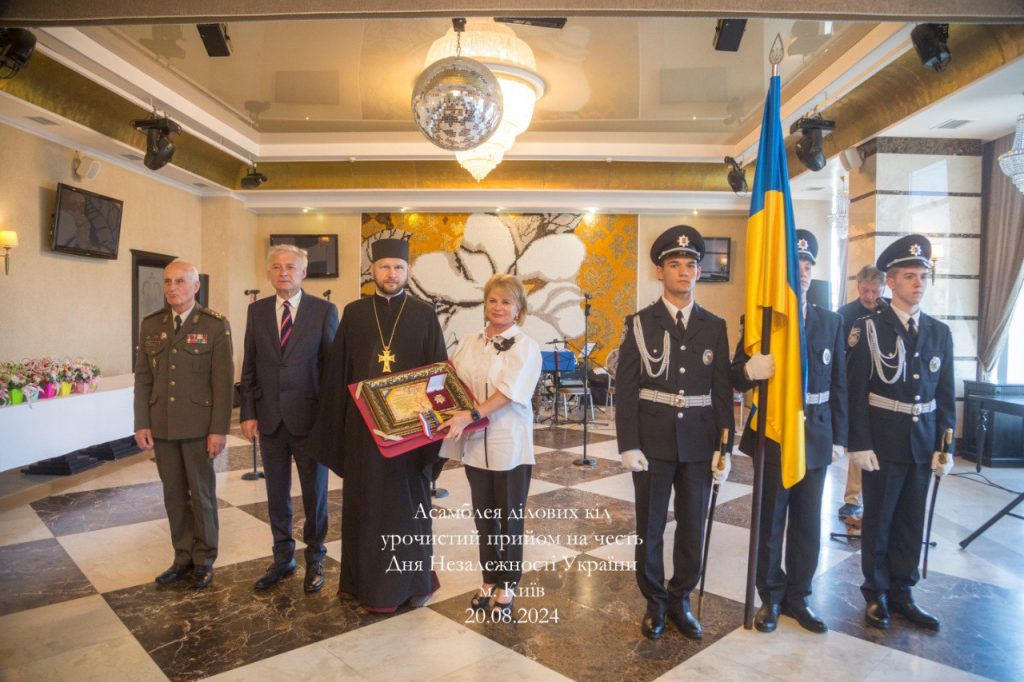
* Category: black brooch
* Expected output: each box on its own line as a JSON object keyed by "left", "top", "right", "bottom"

{"left": 493, "top": 337, "right": 517, "bottom": 354}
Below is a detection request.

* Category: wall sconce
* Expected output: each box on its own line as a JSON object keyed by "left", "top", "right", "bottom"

{"left": 0, "top": 230, "right": 17, "bottom": 275}
{"left": 930, "top": 243, "right": 944, "bottom": 284}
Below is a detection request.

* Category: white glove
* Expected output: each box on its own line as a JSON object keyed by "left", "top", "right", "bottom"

{"left": 621, "top": 449, "right": 649, "bottom": 472}
{"left": 931, "top": 451, "right": 954, "bottom": 477}
{"left": 850, "top": 450, "right": 880, "bottom": 472}
{"left": 744, "top": 353, "right": 775, "bottom": 381}
{"left": 832, "top": 445, "right": 846, "bottom": 463}
{"left": 711, "top": 451, "right": 731, "bottom": 484}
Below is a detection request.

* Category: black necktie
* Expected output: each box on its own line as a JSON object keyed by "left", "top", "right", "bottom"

{"left": 907, "top": 317, "right": 917, "bottom": 339}
{"left": 676, "top": 310, "right": 686, "bottom": 335}
{"left": 174, "top": 315, "right": 183, "bottom": 332}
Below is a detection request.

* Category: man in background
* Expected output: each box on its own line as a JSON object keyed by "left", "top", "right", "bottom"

{"left": 134, "top": 260, "right": 233, "bottom": 589}
{"left": 836, "top": 264, "right": 887, "bottom": 524}
{"left": 240, "top": 244, "right": 339, "bottom": 593}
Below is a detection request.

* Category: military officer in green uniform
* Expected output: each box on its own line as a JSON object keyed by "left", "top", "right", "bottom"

{"left": 134, "top": 260, "right": 234, "bottom": 589}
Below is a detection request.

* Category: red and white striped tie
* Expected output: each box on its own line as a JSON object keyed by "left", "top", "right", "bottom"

{"left": 280, "top": 300, "right": 293, "bottom": 350}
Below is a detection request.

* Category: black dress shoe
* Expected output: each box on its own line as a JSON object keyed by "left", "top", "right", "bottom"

{"left": 754, "top": 602, "right": 780, "bottom": 633}
{"left": 155, "top": 562, "right": 193, "bottom": 585}
{"left": 891, "top": 598, "right": 940, "bottom": 631}
{"left": 782, "top": 600, "right": 828, "bottom": 634}
{"left": 304, "top": 561, "right": 325, "bottom": 593}
{"left": 641, "top": 610, "right": 665, "bottom": 640}
{"left": 191, "top": 565, "right": 214, "bottom": 589}
{"left": 667, "top": 606, "right": 703, "bottom": 640}
{"left": 865, "top": 596, "right": 890, "bottom": 629}
{"left": 254, "top": 559, "right": 297, "bottom": 590}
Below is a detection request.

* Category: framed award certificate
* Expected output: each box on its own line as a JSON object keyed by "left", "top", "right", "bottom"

{"left": 347, "top": 361, "right": 489, "bottom": 457}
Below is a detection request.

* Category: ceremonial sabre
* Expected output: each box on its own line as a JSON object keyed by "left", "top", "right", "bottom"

{"left": 698, "top": 428, "right": 730, "bottom": 619}
{"left": 923, "top": 427, "right": 953, "bottom": 579}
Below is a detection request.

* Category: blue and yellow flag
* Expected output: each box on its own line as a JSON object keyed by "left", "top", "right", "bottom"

{"left": 744, "top": 74, "right": 807, "bottom": 488}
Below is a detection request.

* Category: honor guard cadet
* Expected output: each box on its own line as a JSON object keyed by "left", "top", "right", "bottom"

{"left": 731, "top": 229, "right": 848, "bottom": 634}
{"left": 616, "top": 224, "right": 735, "bottom": 641}
{"left": 134, "top": 260, "right": 234, "bottom": 589}
{"left": 847, "top": 234, "right": 955, "bottom": 631}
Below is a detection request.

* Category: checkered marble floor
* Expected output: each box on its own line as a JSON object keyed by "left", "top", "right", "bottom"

{"left": 1, "top": 408, "right": 1022, "bottom": 681}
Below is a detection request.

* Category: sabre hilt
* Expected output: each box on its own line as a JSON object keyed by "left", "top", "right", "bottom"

{"left": 939, "top": 427, "right": 954, "bottom": 465}
{"left": 716, "top": 428, "right": 729, "bottom": 470}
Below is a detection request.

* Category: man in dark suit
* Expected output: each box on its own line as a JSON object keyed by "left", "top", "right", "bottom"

{"left": 135, "top": 260, "right": 234, "bottom": 589}
{"left": 616, "top": 225, "right": 735, "bottom": 641}
{"left": 847, "top": 234, "right": 955, "bottom": 631}
{"left": 731, "top": 230, "right": 848, "bottom": 634}
{"left": 240, "top": 244, "right": 339, "bottom": 592}
{"left": 836, "top": 264, "right": 888, "bottom": 523}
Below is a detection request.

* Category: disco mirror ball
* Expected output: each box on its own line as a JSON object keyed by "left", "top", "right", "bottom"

{"left": 411, "top": 56, "right": 503, "bottom": 152}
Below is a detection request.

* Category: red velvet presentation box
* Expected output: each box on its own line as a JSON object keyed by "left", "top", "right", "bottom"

{"left": 348, "top": 361, "right": 489, "bottom": 457}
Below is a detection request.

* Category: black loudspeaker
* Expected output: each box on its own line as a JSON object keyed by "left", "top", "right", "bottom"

{"left": 808, "top": 279, "right": 832, "bottom": 310}
{"left": 196, "top": 24, "right": 231, "bottom": 57}
{"left": 713, "top": 19, "right": 747, "bottom": 52}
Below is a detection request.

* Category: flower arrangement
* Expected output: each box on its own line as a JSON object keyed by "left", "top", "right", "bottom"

{"left": 0, "top": 357, "right": 101, "bottom": 407}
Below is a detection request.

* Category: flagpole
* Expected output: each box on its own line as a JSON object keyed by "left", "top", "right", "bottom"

{"left": 744, "top": 36, "right": 784, "bottom": 631}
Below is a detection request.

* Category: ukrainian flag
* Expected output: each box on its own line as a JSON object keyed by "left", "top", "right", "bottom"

{"left": 744, "top": 74, "right": 807, "bottom": 488}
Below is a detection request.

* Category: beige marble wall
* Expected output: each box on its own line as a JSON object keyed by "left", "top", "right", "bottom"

{"left": 253, "top": 214, "right": 362, "bottom": 309}
{"left": 201, "top": 198, "right": 258, "bottom": 370}
{"left": 0, "top": 123, "right": 204, "bottom": 376}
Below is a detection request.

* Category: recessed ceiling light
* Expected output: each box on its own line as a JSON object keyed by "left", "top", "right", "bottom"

{"left": 400, "top": 207, "right": 410, "bottom": 212}
{"left": 693, "top": 209, "right": 699, "bottom": 215}
{"left": 302, "top": 207, "right": 311, "bottom": 213}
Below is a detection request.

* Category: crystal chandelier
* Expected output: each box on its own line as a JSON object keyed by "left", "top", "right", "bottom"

{"left": 998, "top": 113, "right": 1024, "bottom": 194}
{"left": 425, "top": 19, "right": 546, "bottom": 182}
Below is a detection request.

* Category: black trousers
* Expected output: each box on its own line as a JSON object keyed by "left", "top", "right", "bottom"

{"left": 756, "top": 462, "right": 827, "bottom": 606}
{"left": 260, "top": 424, "right": 329, "bottom": 565}
{"left": 464, "top": 463, "right": 532, "bottom": 588}
{"left": 860, "top": 460, "right": 931, "bottom": 602}
{"left": 633, "top": 458, "right": 711, "bottom": 614}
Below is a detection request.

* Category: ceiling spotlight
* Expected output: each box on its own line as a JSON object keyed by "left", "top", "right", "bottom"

{"left": 0, "top": 28, "right": 37, "bottom": 79}
{"left": 240, "top": 164, "right": 267, "bottom": 189}
{"left": 131, "top": 116, "right": 182, "bottom": 171}
{"left": 724, "top": 156, "right": 748, "bottom": 195}
{"left": 911, "top": 24, "right": 951, "bottom": 72}
{"left": 790, "top": 115, "right": 836, "bottom": 172}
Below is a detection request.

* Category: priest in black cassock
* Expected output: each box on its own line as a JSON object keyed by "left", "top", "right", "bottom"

{"left": 307, "top": 237, "right": 447, "bottom": 612}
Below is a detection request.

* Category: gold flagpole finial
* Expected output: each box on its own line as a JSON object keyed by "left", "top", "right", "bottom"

{"left": 770, "top": 33, "right": 784, "bottom": 76}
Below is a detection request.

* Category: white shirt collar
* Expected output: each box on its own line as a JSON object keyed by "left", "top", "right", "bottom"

{"left": 661, "top": 296, "right": 695, "bottom": 326}
{"left": 277, "top": 289, "right": 302, "bottom": 312}
{"left": 890, "top": 304, "right": 920, "bottom": 331}
{"left": 172, "top": 303, "right": 195, "bottom": 326}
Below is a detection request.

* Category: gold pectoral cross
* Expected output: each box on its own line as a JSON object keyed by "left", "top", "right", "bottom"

{"left": 378, "top": 346, "right": 396, "bottom": 373}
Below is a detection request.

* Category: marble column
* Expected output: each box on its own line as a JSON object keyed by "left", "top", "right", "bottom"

{"left": 846, "top": 137, "right": 982, "bottom": 429}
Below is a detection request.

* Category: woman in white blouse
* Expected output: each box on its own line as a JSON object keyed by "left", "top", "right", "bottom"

{"left": 440, "top": 273, "right": 542, "bottom": 618}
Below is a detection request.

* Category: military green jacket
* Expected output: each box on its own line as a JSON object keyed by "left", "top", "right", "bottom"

{"left": 134, "top": 305, "right": 234, "bottom": 440}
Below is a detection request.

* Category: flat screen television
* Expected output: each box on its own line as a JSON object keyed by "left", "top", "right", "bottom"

{"left": 269, "top": 234, "right": 339, "bottom": 278}
{"left": 50, "top": 183, "right": 124, "bottom": 259}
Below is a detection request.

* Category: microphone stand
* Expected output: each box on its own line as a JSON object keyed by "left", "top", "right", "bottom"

{"left": 430, "top": 301, "right": 450, "bottom": 499}
{"left": 241, "top": 289, "right": 265, "bottom": 481}
{"left": 573, "top": 294, "right": 597, "bottom": 467}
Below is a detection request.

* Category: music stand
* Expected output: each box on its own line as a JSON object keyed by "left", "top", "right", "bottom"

{"left": 540, "top": 348, "right": 575, "bottom": 426}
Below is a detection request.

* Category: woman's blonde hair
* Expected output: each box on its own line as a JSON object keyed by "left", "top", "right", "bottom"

{"left": 483, "top": 274, "right": 528, "bottom": 325}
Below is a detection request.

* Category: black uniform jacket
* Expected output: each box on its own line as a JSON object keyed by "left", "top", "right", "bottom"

{"left": 731, "top": 305, "right": 848, "bottom": 470}
{"left": 846, "top": 306, "right": 955, "bottom": 464}
{"left": 615, "top": 299, "right": 734, "bottom": 462}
